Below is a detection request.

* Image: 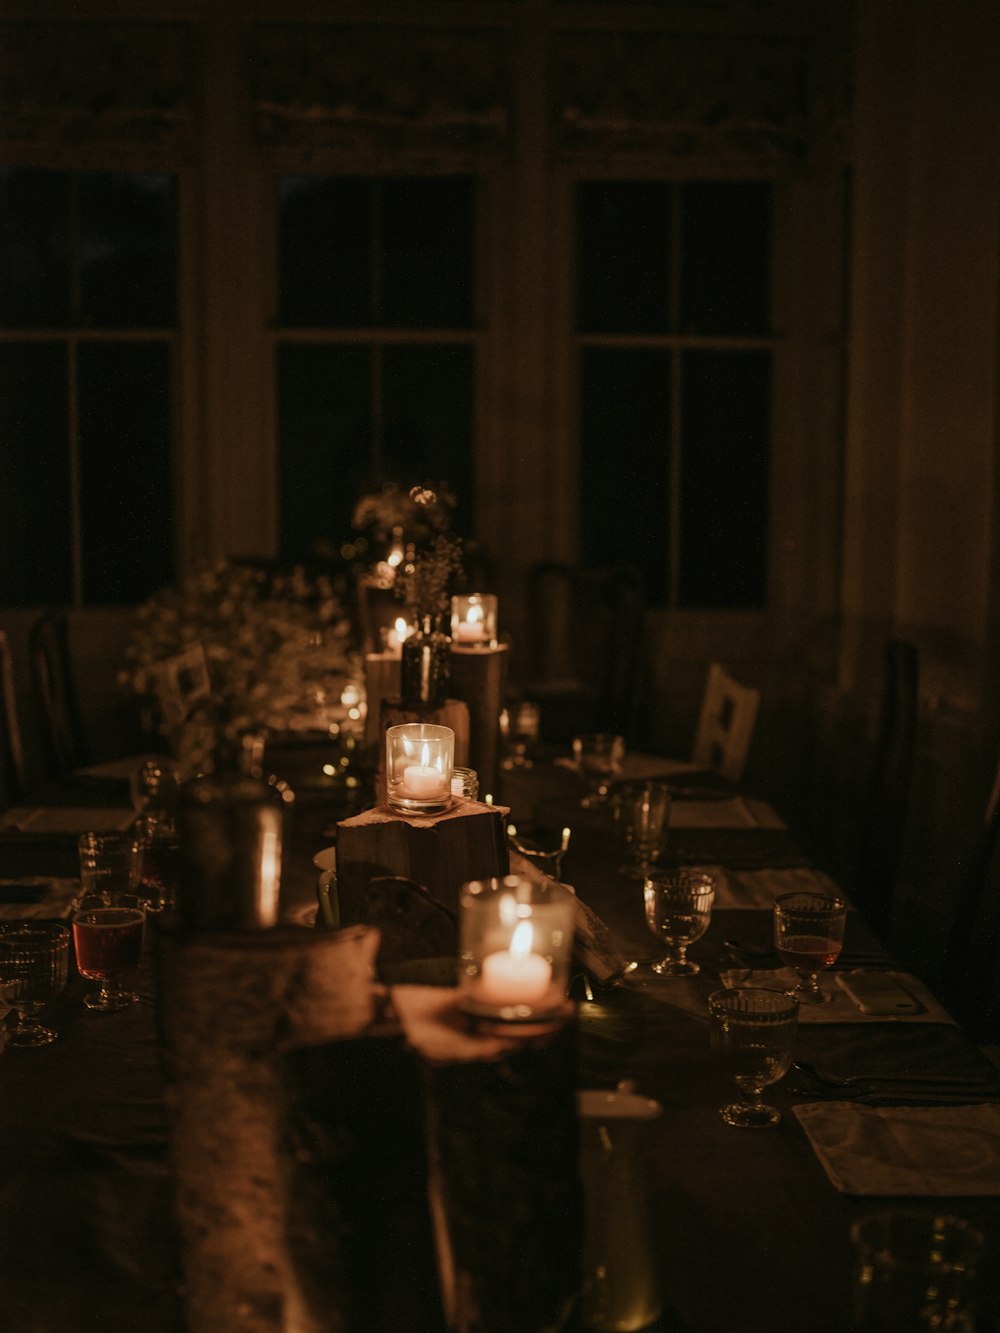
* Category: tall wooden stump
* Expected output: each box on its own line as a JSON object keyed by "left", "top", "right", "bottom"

{"left": 335, "top": 800, "right": 509, "bottom": 923}
{"left": 448, "top": 645, "right": 508, "bottom": 799}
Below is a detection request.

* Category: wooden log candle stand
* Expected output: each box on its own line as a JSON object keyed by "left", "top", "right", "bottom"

{"left": 335, "top": 797, "right": 509, "bottom": 925}
{"left": 447, "top": 643, "right": 508, "bottom": 799}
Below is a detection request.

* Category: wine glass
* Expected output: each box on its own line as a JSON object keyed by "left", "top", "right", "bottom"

{"left": 615, "top": 780, "right": 672, "bottom": 878}
{"left": 572, "top": 732, "right": 625, "bottom": 808}
{"left": 0, "top": 922, "right": 70, "bottom": 1046}
{"left": 129, "top": 757, "right": 180, "bottom": 817}
{"left": 641, "top": 870, "right": 715, "bottom": 976}
{"left": 500, "top": 701, "right": 541, "bottom": 771}
{"left": 72, "top": 904, "right": 146, "bottom": 1011}
{"left": 78, "top": 832, "right": 142, "bottom": 905}
{"left": 773, "top": 892, "right": 847, "bottom": 1005}
{"left": 709, "top": 987, "right": 799, "bottom": 1127}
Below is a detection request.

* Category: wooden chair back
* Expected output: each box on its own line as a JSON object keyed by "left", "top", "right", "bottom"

{"left": 0, "top": 630, "right": 27, "bottom": 811}
{"left": 28, "top": 610, "right": 89, "bottom": 782}
{"left": 692, "top": 663, "right": 760, "bottom": 783}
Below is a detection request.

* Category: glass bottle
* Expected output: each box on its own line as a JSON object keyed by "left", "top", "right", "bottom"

{"left": 176, "top": 731, "right": 294, "bottom": 932}
{"left": 400, "top": 613, "right": 451, "bottom": 708}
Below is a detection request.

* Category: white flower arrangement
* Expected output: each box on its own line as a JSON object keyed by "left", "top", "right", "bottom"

{"left": 120, "top": 560, "right": 360, "bottom": 769}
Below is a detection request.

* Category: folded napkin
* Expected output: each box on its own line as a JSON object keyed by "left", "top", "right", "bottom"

{"left": 794, "top": 1101, "right": 1000, "bottom": 1194}
{"left": 718, "top": 966, "right": 954, "bottom": 1024}
{"left": 0, "top": 807, "right": 136, "bottom": 835}
{"left": 0, "top": 877, "right": 82, "bottom": 920}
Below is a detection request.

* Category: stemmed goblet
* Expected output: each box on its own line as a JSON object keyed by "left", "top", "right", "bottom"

{"left": 636, "top": 870, "right": 715, "bottom": 977}
{"left": 773, "top": 892, "right": 847, "bottom": 1005}
{"left": 709, "top": 987, "right": 799, "bottom": 1127}
{"left": 572, "top": 732, "right": 625, "bottom": 809}
{"left": 72, "top": 904, "right": 146, "bottom": 1011}
{"left": 0, "top": 922, "right": 70, "bottom": 1046}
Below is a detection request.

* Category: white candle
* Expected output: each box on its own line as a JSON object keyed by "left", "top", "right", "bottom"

{"left": 455, "top": 621, "right": 487, "bottom": 643}
{"left": 455, "top": 601, "right": 486, "bottom": 642}
{"left": 478, "top": 920, "right": 552, "bottom": 1006}
{"left": 400, "top": 764, "right": 448, "bottom": 799}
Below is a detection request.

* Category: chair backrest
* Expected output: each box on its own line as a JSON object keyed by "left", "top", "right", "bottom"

{"left": 28, "top": 610, "right": 89, "bottom": 782}
{"left": 692, "top": 663, "right": 760, "bottom": 783}
{"left": 0, "top": 630, "right": 28, "bottom": 811}
{"left": 852, "top": 639, "right": 919, "bottom": 940}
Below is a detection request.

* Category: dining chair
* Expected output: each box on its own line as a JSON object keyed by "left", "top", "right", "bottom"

{"left": 28, "top": 610, "right": 90, "bottom": 783}
{"left": 522, "top": 561, "right": 646, "bottom": 743}
{"left": 691, "top": 663, "right": 760, "bottom": 783}
{"left": 851, "top": 639, "right": 919, "bottom": 941}
{"left": 0, "top": 630, "right": 28, "bottom": 812}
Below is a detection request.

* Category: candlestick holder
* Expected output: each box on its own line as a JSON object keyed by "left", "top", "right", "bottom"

{"left": 451, "top": 593, "right": 498, "bottom": 648}
{"left": 386, "top": 723, "right": 455, "bottom": 816}
{"left": 458, "top": 874, "right": 575, "bottom": 1027}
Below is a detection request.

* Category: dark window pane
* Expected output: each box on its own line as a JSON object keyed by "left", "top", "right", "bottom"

{"left": 381, "top": 344, "right": 474, "bottom": 528}
{"left": 577, "top": 182, "right": 673, "bottom": 334}
{"left": 0, "top": 343, "right": 72, "bottom": 603}
{"left": 78, "top": 174, "right": 177, "bottom": 328}
{"left": 0, "top": 169, "right": 70, "bottom": 328}
{"left": 679, "top": 350, "right": 770, "bottom": 608}
{"left": 381, "top": 178, "right": 474, "bottom": 328}
{"left": 278, "top": 178, "right": 372, "bottom": 327}
{"left": 580, "top": 347, "right": 671, "bottom": 603}
{"left": 680, "top": 183, "right": 771, "bottom": 335}
{"left": 277, "top": 344, "right": 373, "bottom": 558}
{"left": 78, "top": 342, "right": 173, "bottom": 604}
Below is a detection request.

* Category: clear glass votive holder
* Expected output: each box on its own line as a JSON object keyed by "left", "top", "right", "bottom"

{"left": 458, "top": 874, "right": 575, "bottom": 1024}
{"left": 386, "top": 723, "right": 454, "bottom": 815}
{"left": 451, "top": 766, "right": 480, "bottom": 800}
{"left": 450, "top": 593, "right": 498, "bottom": 648}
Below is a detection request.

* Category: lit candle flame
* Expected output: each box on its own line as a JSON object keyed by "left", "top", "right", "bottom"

{"left": 467, "top": 601, "right": 483, "bottom": 625}
{"left": 510, "top": 919, "right": 533, "bottom": 958}
{"left": 394, "top": 616, "right": 408, "bottom": 640}
{"left": 420, "top": 741, "right": 430, "bottom": 768}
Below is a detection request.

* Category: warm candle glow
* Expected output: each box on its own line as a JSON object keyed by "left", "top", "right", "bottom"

{"left": 478, "top": 917, "right": 553, "bottom": 1007}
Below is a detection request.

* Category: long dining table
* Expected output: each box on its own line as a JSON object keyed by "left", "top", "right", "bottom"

{"left": 0, "top": 741, "right": 998, "bottom": 1333}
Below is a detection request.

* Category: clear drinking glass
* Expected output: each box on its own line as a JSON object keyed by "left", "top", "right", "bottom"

{"left": 78, "top": 832, "right": 142, "bottom": 905}
{"left": 708, "top": 987, "right": 799, "bottom": 1127}
{"left": 642, "top": 870, "right": 715, "bottom": 976}
{"left": 72, "top": 905, "right": 146, "bottom": 1011}
{"left": 773, "top": 891, "right": 847, "bottom": 1005}
{"left": 0, "top": 922, "right": 70, "bottom": 1046}
{"left": 616, "top": 780, "right": 672, "bottom": 878}
{"left": 134, "top": 812, "right": 180, "bottom": 912}
{"left": 572, "top": 732, "right": 625, "bottom": 808}
{"left": 500, "top": 701, "right": 540, "bottom": 771}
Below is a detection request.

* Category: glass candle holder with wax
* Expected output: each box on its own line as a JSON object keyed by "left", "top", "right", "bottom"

{"left": 450, "top": 593, "right": 498, "bottom": 648}
{"left": 385, "top": 723, "right": 454, "bottom": 815}
{"left": 458, "top": 874, "right": 575, "bottom": 1025}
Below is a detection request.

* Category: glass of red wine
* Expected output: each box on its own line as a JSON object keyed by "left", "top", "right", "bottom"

{"left": 72, "top": 904, "right": 146, "bottom": 1012}
{"left": 773, "top": 892, "right": 847, "bottom": 1005}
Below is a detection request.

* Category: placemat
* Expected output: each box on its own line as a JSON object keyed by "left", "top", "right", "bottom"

{"left": 794, "top": 1101, "right": 1000, "bottom": 1194}
{"left": 706, "top": 865, "right": 844, "bottom": 909}
{"left": 718, "top": 966, "right": 954, "bottom": 1024}
{"left": 664, "top": 828, "right": 812, "bottom": 870}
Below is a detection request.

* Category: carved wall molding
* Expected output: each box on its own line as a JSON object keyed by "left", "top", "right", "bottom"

{"left": 0, "top": 23, "right": 197, "bottom": 164}
{"left": 250, "top": 25, "right": 512, "bottom": 169}
{"left": 549, "top": 28, "right": 850, "bottom": 170}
